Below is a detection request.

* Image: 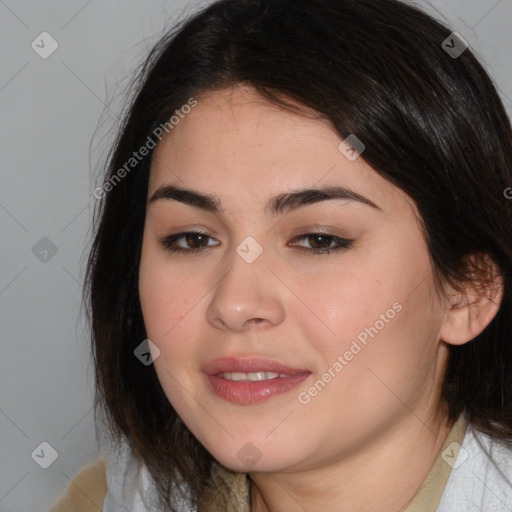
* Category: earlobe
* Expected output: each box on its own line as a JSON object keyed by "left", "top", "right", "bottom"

{"left": 440, "top": 259, "right": 504, "bottom": 346}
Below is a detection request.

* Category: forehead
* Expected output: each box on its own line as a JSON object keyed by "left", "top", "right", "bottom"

{"left": 148, "top": 85, "right": 414, "bottom": 217}
{"left": 151, "top": 85, "right": 340, "bottom": 169}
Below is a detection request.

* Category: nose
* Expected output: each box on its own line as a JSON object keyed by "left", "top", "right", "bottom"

{"left": 205, "top": 248, "right": 286, "bottom": 332}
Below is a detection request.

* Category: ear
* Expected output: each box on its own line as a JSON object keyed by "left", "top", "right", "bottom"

{"left": 440, "top": 253, "right": 504, "bottom": 346}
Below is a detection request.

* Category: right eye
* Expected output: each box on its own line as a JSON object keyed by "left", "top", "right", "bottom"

{"left": 158, "top": 232, "right": 219, "bottom": 253}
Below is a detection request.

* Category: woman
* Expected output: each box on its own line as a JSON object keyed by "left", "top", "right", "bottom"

{"left": 49, "top": 0, "right": 512, "bottom": 510}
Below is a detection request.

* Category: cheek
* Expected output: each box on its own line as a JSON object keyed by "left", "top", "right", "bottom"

{"left": 138, "top": 260, "right": 203, "bottom": 418}
{"left": 138, "top": 255, "right": 200, "bottom": 384}
{"left": 301, "top": 247, "right": 439, "bottom": 395}
{"left": 139, "top": 248, "right": 194, "bottom": 338}
{"left": 302, "top": 267, "right": 398, "bottom": 360}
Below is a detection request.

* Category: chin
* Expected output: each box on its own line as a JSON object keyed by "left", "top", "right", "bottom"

{"left": 213, "top": 454, "right": 289, "bottom": 474}
{"left": 204, "top": 437, "right": 301, "bottom": 474}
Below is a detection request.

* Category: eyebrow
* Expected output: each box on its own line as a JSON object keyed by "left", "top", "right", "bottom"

{"left": 148, "top": 184, "right": 382, "bottom": 216}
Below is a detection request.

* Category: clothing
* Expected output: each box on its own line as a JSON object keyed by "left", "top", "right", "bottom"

{"left": 46, "top": 457, "right": 108, "bottom": 512}
{"left": 47, "top": 415, "right": 512, "bottom": 511}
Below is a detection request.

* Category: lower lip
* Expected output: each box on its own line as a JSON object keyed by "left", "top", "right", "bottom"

{"left": 206, "top": 373, "right": 311, "bottom": 404}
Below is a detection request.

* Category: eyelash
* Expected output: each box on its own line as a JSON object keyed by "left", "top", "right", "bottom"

{"left": 158, "top": 231, "right": 354, "bottom": 256}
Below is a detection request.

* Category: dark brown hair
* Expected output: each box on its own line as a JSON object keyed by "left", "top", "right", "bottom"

{"left": 84, "top": 0, "right": 512, "bottom": 509}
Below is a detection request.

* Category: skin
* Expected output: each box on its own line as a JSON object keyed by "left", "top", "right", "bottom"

{"left": 138, "top": 85, "right": 502, "bottom": 511}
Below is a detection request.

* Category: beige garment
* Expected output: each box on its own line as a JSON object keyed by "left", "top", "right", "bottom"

{"left": 47, "top": 415, "right": 468, "bottom": 512}
{"left": 47, "top": 457, "right": 108, "bottom": 512}
{"left": 403, "top": 414, "right": 469, "bottom": 510}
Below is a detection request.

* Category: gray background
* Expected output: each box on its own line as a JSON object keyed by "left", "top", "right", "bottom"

{"left": 1, "top": 0, "right": 511, "bottom": 510}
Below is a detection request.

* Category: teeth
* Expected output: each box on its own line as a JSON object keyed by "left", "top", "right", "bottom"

{"left": 219, "top": 371, "right": 288, "bottom": 381}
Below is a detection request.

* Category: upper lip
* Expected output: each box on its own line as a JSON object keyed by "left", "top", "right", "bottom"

{"left": 202, "top": 357, "right": 310, "bottom": 376}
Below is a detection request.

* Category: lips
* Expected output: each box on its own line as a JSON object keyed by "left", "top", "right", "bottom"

{"left": 202, "top": 356, "right": 309, "bottom": 376}
{"left": 202, "top": 356, "right": 311, "bottom": 404}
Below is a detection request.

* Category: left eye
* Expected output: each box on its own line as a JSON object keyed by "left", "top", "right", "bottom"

{"left": 290, "top": 233, "right": 354, "bottom": 254}
{"left": 158, "top": 232, "right": 354, "bottom": 255}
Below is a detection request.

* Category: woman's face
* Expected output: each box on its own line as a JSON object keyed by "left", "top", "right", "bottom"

{"left": 138, "top": 85, "right": 450, "bottom": 473}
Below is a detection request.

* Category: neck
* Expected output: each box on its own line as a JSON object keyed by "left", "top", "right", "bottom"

{"left": 249, "top": 407, "right": 455, "bottom": 512}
